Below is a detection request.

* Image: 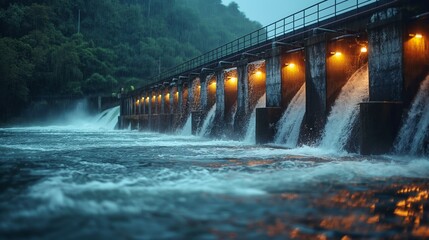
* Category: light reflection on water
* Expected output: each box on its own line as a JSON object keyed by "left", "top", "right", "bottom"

{"left": 249, "top": 182, "right": 429, "bottom": 239}
{"left": 0, "top": 127, "right": 428, "bottom": 239}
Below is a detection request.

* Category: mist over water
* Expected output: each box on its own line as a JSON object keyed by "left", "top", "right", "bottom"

{"left": 1, "top": 103, "right": 429, "bottom": 239}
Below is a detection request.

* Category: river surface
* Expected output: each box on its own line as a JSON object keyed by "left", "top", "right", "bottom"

{"left": 1, "top": 126, "right": 429, "bottom": 239}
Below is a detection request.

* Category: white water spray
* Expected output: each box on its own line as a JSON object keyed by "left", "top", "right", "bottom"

{"left": 230, "top": 102, "right": 237, "bottom": 127}
{"left": 93, "top": 106, "right": 120, "bottom": 130}
{"left": 50, "top": 99, "right": 119, "bottom": 130}
{"left": 395, "top": 75, "right": 429, "bottom": 155}
{"left": 319, "top": 64, "right": 369, "bottom": 151}
{"left": 244, "top": 93, "right": 266, "bottom": 143}
{"left": 198, "top": 104, "right": 216, "bottom": 137}
{"left": 180, "top": 115, "right": 192, "bottom": 136}
{"left": 274, "top": 84, "right": 306, "bottom": 148}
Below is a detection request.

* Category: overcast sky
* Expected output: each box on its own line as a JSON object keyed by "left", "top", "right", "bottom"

{"left": 221, "top": 0, "right": 320, "bottom": 26}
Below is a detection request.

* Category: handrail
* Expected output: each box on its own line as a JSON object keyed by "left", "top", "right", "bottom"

{"left": 139, "top": 0, "right": 382, "bottom": 90}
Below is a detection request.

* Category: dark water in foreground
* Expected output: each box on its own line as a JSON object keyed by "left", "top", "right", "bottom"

{"left": 1, "top": 127, "right": 429, "bottom": 239}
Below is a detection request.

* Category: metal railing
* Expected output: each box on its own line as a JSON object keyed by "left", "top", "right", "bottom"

{"left": 142, "top": 0, "right": 383, "bottom": 89}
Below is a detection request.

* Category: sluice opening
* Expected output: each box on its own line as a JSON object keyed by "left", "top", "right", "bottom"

{"left": 244, "top": 61, "right": 266, "bottom": 143}
{"left": 197, "top": 75, "right": 217, "bottom": 136}
{"left": 319, "top": 64, "right": 369, "bottom": 152}
{"left": 274, "top": 51, "right": 306, "bottom": 148}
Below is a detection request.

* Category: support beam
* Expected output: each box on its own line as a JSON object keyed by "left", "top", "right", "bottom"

{"left": 265, "top": 45, "right": 282, "bottom": 107}
{"left": 233, "top": 60, "right": 249, "bottom": 137}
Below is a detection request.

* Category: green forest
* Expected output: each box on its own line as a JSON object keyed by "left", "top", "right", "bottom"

{"left": 0, "top": 0, "right": 261, "bottom": 122}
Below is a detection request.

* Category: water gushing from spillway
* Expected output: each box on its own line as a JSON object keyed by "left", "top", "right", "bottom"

{"left": 395, "top": 75, "right": 429, "bottom": 156}
{"left": 244, "top": 93, "right": 266, "bottom": 143}
{"left": 230, "top": 102, "right": 237, "bottom": 127}
{"left": 319, "top": 64, "right": 369, "bottom": 151}
{"left": 274, "top": 84, "right": 306, "bottom": 148}
{"left": 198, "top": 104, "right": 216, "bottom": 137}
{"left": 180, "top": 115, "right": 192, "bottom": 136}
{"left": 93, "top": 106, "right": 120, "bottom": 130}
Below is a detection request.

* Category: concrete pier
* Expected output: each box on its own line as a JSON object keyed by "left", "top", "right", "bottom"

{"left": 361, "top": 8, "right": 404, "bottom": 155}
{"left": 233, "top": 60, "right": 249, "bottom": 137}
{"left": 301, "top": 34, "right": 329, "bottom": 144}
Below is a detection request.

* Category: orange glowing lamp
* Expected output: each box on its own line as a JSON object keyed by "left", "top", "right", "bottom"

{"left": 255, "top": 71, "right": 263, "bottom": 77}
{"left": 285, "top": 63, "right": 296, "bottom": 68}
{"left": 228, "top": 77, "right": 237, "bottom": 83}
{"left": 409, "top": 33, "right": 423, "bottom": 39}
{"left": 330, "top": 51, "right": 342, "bottom": 57}
{"left": 360, "top": 47, "right": 368, "bottom": 53}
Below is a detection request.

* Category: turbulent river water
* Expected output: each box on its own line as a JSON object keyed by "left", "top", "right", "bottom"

{"left": 1, "top": 125, "right": 429, "bottom": 239}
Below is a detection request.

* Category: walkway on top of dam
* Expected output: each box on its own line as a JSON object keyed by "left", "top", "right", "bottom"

{"left": 132, "top": 0, "right": 398, "bottom": 91}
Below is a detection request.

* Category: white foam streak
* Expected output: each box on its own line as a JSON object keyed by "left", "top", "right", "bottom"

{"left": 274, "top": 84, "right": 306, "bottom": 147}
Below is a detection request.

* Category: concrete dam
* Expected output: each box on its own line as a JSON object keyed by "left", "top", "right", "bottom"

{"left": 118, "top": 0, "right": 429, "bottom": 155}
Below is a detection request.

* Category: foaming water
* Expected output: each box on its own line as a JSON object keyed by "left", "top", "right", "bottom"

{"left": 274, "top": 84, "right": 306, "bottom": 147}
{"left": 180, "top": 114, "right": 192, "bottom": 135}
{"left": 244, "top": 93, "right": 266, "bottom": 143}
{"left": 395, "top": 75, "right": 429, "bottom": 156}
{"left": 1, "top": 127, "right": 429, "bottom": 239}
{"left": 319, "top": 64, "right": 369, "bottom": 151}
{"left": 93, "top": 106, "right": 120, "bottom": 130}
{"left": 198, "top": 104, "right": 216, "bottom": 137}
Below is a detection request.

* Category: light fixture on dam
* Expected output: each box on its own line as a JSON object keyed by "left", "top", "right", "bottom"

{"left": 330, "top": 51, "right": 342, "bottom": 57}
{"left": 255, "top": 71, "right": 263, "bottom": 77}
{"left": 228, "top": 77, "right": 237, "bottom": 83}
{"left": 285, "top": 63, "right": 296, "bottom": 68}
{"left": 409, "top": 33, "right": 423, "bottom": 39}
{"left": 360, "top": 47, "right": 368, "bottom": 53}
{"left": 209, "top": 81, "right": 216, "bottom": 88}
